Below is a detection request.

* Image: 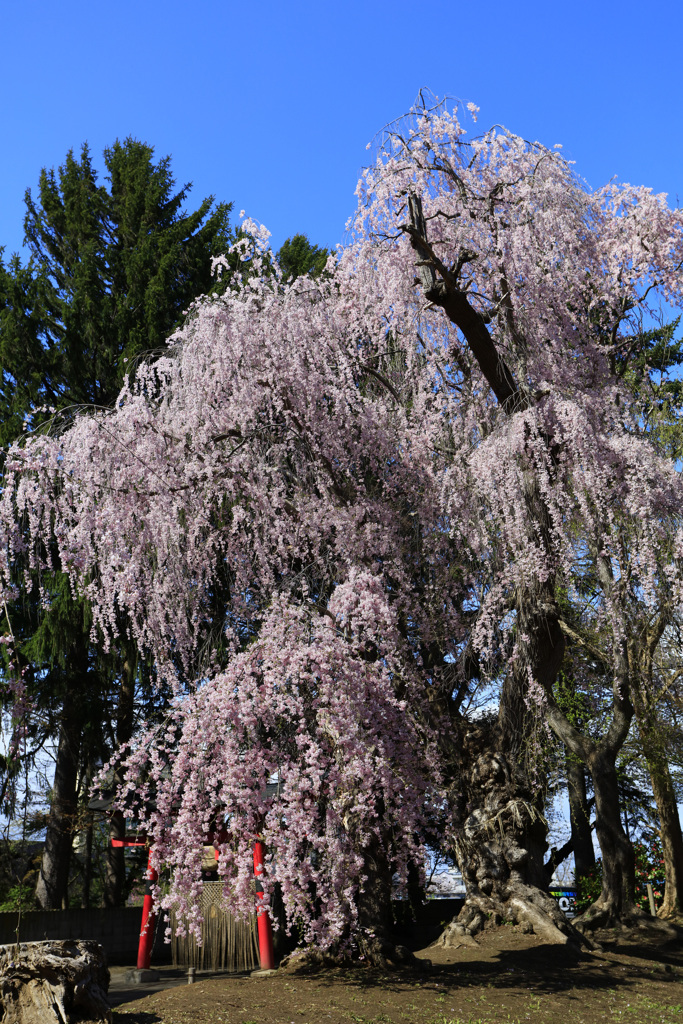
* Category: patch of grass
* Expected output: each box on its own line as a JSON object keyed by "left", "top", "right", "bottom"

{"left": 622, "top": 995, "right": 683, "bottom": 1023}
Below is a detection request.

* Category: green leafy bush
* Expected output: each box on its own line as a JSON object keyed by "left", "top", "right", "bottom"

{"left": 0, "top": 882, "right": 36, "bottom": 913}
{"left": 575, "top": 837, "right": 665, "bottom": 913}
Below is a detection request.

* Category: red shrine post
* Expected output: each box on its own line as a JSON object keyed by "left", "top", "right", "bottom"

{"left": 253, "top": 839, "right": 275, "bottom": 971}
{"left": 137, "top": 848, "right": 159, "bottom": 969}
{"left": 211, "top": 826, "right": 276, "bottom": 972}
{"left": 111, "top": 830, "right": 156, "bottom": 970}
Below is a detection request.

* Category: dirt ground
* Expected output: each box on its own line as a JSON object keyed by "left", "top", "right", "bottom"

{"left": 110, "top": 926, "right": 683, "bottom": 1024}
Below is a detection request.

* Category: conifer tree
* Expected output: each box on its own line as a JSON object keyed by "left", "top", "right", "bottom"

{"left": 276, "top": 234, "right": 329, "bottom": 281}
{"left": 0, "top": 139, "right": 233, "bottom": 908}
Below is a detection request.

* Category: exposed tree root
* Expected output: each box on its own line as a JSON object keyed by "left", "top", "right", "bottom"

{"left": 574, "top": 899, "right": 680, "bottom": 941}
{"left": 437, "top": 883, "right": 598, "bottom": 950}
{"left": 280, "top": 939, "right": 422, "bottom": 972}
{"left": 357, "top": 930, "right": 422, "bottom": 969}
{"left": 657, "top": 906, "right": 683, "bottom": 928}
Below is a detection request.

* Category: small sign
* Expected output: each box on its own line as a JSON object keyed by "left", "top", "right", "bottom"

{"left": 550, "top": 889, "right": 578, "bottom": 919}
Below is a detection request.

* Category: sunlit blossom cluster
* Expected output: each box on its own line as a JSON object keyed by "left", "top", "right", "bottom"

{"left": 111, "top": 590, "right": 438, "bottom": 946}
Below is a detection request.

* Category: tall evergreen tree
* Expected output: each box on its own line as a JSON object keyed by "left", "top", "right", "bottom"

{"left": 276, "top": 234, "right": 329, "bottom": 281}
{"left": 1, "top": 138, "right": 233, "bottom": 431}
{"left": 0, "top": 138, "right": 233, "bottom": 908}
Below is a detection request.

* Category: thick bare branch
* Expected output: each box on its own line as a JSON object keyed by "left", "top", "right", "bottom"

{"left": 405, "top": 194, "right": 524, "bottom": 414}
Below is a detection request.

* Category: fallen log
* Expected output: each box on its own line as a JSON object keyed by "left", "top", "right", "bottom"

{"left": 0, "top": 939, "right": 110, "bottom": 1024}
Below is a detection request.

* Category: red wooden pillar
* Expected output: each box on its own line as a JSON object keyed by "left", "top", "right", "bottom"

{"left": 253, "top": 839, "right": 275, "bottom": 970}
{"left": 137, "top": 847, "right": 158, "bottom": 970}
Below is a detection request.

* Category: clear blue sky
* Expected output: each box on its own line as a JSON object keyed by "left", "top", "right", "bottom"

{"left": 1, "top": 0, "right": 682, "bottom": 261}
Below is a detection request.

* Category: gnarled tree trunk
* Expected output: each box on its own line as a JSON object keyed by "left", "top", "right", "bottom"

{"left": 0, "top": 940, "right": 110, "bottom": 1024}
{"left": 441, "top": 626, "right": 584, "bottom": 949}
{"left": 442, "top": 725, "right": 577, "bottom": 947}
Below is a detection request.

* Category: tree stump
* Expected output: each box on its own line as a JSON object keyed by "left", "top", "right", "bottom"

{"left": 0, "top": 939, "right": 110, "bottom": 1024}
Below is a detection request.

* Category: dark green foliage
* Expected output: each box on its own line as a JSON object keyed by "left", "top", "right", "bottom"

{"left": 277, "top": 234, "right": 329, "bottom": 281}
{"left": 0, "top": 255, "right": 54, "bottom": 447}
{"left": 0, "top": 138, "right": 233, "bottom": 443}
{"left": 614, "top": 318, "right": 683, "bottom": 458}
{"left": 0, "top": 880, "right": 36, "bottom": 913}
{"left": 554, "top": 666, "right": 596, "bottom": 730}
{"left": 0, "top": 837, "right": 42, "bottom": 913}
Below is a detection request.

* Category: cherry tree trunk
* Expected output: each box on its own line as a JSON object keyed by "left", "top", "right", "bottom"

{"left": 294, "top": 833, "right": 415, "bottom": 968}
{"left": 0, "top": 940, "right": 110, "bottom": 1024}
{"left": 439, "top": 718, "right": 577, "bottom": 948}
{"left": 355, "top": 834, "right": 414, "bottom": 966}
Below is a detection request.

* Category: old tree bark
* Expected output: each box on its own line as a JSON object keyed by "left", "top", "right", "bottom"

{"left": 0, "top": 940, "right": 110, "bottom": 1024}
{"left": 436, "top": 570, "right": 592, "bottom": 947}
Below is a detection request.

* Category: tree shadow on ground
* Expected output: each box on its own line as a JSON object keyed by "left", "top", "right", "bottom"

{"left": 428, "top": 944, "right": 643, "bottom": 992}
{"left": 288, "top": 931, "right": 683, "bottom": 1000}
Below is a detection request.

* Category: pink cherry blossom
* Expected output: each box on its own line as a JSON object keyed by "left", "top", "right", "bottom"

{"left": 2, "top": 97, "right": 683, "bottom": 944}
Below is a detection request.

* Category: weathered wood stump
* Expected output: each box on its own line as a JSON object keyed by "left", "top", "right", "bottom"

{"left": 0, "top": 939, "right": 110, "bottom": 1024}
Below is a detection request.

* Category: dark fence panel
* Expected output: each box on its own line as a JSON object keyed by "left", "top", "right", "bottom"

{"left": 0, "top": 896, "right": 466, "bottom": 967}
{"left": 0, "top": 907, "right": 170, "bottom": 965}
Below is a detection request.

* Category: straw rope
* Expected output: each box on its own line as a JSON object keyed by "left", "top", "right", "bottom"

{"left": 171, "top": 882, "right": 260, "bottom": 973}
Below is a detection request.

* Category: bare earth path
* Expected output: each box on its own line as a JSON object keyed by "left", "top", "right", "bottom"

{"left": 111, "top": 928, "right": 683, "bottom": 1024}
